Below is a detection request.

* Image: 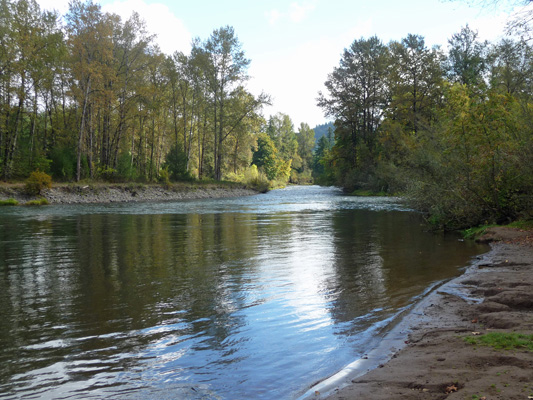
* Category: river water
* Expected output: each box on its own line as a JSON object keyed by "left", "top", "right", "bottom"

{"left": 0, "top": 186, "right": 487, "bottom": 399}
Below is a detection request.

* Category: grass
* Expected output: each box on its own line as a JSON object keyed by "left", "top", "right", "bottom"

{"left": 25, "top": 198, "right": 49, "bottom": 206}
{"left": 464, "top": 332, "right": 533, "bottom": 351}
{"left": 0, "top": 198, "right": 19, "bottom": 206}
{"left": 462, "top": 224, "right": 496, "bottom": 240}
{"left": 507, "top": 220, "right": 533, "bottom": 230}
{"left": 462, "top": 219, "right": 533, "bottom": 240}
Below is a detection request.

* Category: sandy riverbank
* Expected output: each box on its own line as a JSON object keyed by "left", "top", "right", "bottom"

{"left": 0, "top": 182, "right": 258, "bottom": 205}
{"left": 313, "top": 227, "right": 533, "bottom": 400}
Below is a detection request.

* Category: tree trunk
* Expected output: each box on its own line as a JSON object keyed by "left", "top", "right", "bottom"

{"left": 77, "top": 77, "right": 91, "bottom": 182}
{"left": 215, "top": 89, "right": 224, "bottom": 181}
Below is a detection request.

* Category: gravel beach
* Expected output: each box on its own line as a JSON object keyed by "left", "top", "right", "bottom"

{"left": 0, "top": 182, "right": 258, "bottom": 204}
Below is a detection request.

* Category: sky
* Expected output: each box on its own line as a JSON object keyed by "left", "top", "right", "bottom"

{"left": 36, "top": 0, "right": 532, "bottom": 128}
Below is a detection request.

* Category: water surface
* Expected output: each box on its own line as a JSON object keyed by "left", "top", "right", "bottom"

{"left": 0, "top": 186, "right": 487, "bottom": 399}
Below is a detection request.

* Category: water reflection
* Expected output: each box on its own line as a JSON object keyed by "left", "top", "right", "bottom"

{"left": 0, "top": 187, "right": 487, "bottom": 399}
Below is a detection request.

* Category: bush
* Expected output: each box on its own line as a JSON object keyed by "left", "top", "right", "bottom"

{"left": 49, "top": 146, "right": 76, "bottom": 180}
{"left": 290, "top": 169, "right": 313, "bottom": 185}
{"left": 25, "top": 198, "right": 49, "bottom": 206}
{"left": 159, "top": 167, "right": 171, "bottom": 188}
{"left": 0, "top": 198, "right": 18, "bottom": 206}
{"left": 117, "top": 152, "right": 138, "bottom": 181}
{"left": 25, "top": 171, "right": 52, "bottom": 195}
{"left": 243, "top": 165, "right": 269, "bottom": 193}
{"left": 164, "top": 145, "right": 192, "bottom": 181}
{"left": 225, "top": 171, "right": 244, "bottom": 183}
{"left": 96, "top": 166, "right": 119, "bottom": 182}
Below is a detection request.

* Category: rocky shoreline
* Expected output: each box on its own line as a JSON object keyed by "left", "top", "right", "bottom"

{"left": 315, "top": 227, "right": 533, "bottom": 400}
{"left": 0, "top": 183, "right": 259, "bottom": 205}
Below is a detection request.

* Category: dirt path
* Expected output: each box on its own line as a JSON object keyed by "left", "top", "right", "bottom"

{"left": 322, "top": 227, "right": 533, "bottom": 400}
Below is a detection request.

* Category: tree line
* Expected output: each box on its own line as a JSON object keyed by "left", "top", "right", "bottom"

{"left": 316, "top": 27, "right": 533, "bottom": 229}
{"left": 0, "top": 0, "right": 316, "bottom": 186}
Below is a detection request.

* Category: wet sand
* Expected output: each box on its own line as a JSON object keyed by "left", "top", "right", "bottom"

{"left": 314, "top": 227, "right": 533, "bottom": 400}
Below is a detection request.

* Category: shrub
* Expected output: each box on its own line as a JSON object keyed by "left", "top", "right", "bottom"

{"left": 117, "top": 152, "right": 138, "bottom": 181}
{"left": 225, "top": 171, "right": 244, "bottom": 183}
{"left": 243, "top": 165, "right": 259, "bottom": 183}
{"left": 25, "top": 171, "right": 52, "bottom": 195}
{"left": 243, "top": 165, "right": 269, "bottom": 193}
{"left": 0, "top": 198, "right": 18, "bottom": 206}
{"left": 49, "top": 146, "right": 76, "bottom": 180}
{"left": 96, "top": 166, "right": 119, "bottom": 182}
{"left": 164, "top": 145, "right": 192, "bottom": 181}
{"left": 25, "top": 198, "right": 49, "bottom": 206}
{"left": 159, "top": 167, "right": 171, "bottom": 188}
{"left": 290, "top": 169, "right": 313, "bottom": 185}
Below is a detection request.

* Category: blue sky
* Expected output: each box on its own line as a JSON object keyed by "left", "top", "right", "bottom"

{"left": 37, "top": 0, "right": 531, "bottom": 127}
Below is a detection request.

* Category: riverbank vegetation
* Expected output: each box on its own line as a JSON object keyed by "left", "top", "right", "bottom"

{"left": 0, "top": 0, "right": 315, "bottom": 192}
{"left": 315, "top": 27, "right": 533, "bottom": 229}
{"left": 0, "top": 198, "right": 18, "bottom": 206}
{"left": 3, "top": 0, "right": 532, "bottom": 229}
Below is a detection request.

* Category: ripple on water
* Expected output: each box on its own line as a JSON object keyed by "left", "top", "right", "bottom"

{"left": 0, "top": 186, "right": 487, "bottom": 400}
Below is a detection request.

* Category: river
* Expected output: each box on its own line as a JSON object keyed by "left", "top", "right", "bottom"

{"left": 0, "top": 186, "right": 487, "bottom": 399}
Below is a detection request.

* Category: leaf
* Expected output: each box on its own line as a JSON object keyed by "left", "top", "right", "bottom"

{"left": 445, "top": 384, "right": 458, "bottom": 394}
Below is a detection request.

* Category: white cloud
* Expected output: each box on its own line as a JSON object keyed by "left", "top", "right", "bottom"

{"left": 469, "top": 11, "right": 514, "bottom": 43}
{"left": 248, "top": 20, "right": 373, "bottom": 127}
{"left": 103, "top": 0, "right": 192, "bottom": 55}
{"left": 265, "top": 9, "right": 282, "bottom": 25}
{"left": 288, "top": 2, "right": 316, "bottom": 23}
{"left": 265, "top": 1, "right": 317, "bottom": 25}
{"left": 36, "top": 0, "right": 191, "bottom": 55}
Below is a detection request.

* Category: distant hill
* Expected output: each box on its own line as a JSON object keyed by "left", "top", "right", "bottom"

{"left": 313, "top": 122, "right": 334, "bottom": 141}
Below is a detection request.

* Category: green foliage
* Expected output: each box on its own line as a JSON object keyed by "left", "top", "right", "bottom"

{"left": 0, "top": 199, "right": 19, "bottom": 206}
{"left": 25, "top": 198, "right": 49, "bottom": 206}
{"left": 446, "top": 25, "right": 487, "bottom": 87}
{"left": 462, "top": 224, "right": 496, "bottom": 240}
{"left": 351, "top": 189, "right": 388, "bottom": 197}
{"left": 507, "top": 220, "right": 533, "bottom": 230}
{"left": 96, "top": 166, "right": 119, "bottom": 182}
{"left": 318, "top": 36, "right": 389, "bottom": 189}
{"left": 406, "top": 86, "right": 530, "bottom": 229}
{"left": 49, "top": 146, "right": 77, "bottom": 181}
{"left": 277, "top": 159, "right": 292, "bottom": 183}
{"left": 2, "top": 0, "right": 532, "bottom": 226}
{"left": 0, "top": 2, "right": 268, "bottom": 185}
{"left": 25, "top": 171, "right": 52, "bottom": 195}
{"left": 462, "top": 220, "right": 533, "bottom": 239}
{"left": 212, "top": 165, "right": 269, "bottom": 192}
{"left": 253, "top": 133, "right": 280, "bottom": 181}
{"left": 243, "top": 165, "right": 269, "bottom": 192}
{"left": 116, "top": 152, "right": 138, "bottom": 181}
{"left": 312, "top": 135, "right": 334, "bottom": 183}
{"left": 313, "top": 122, "right": 335, "bottom": 142}
{"left": 158, "top": 167, "right": 171, "bottom": 188}
{"left": 263, "top": 113, "right": 312, "bottom": 182}
{"left": 224, "top": 171, "right": 243, "bottom": 183}
{"left": 464, "top": 332, "right": 533, "bottom": 351}
{"left": 290, "top": 169, "right": 313, "bottom": 185}
{"left": 164, "top": 145, "right": 192, "bottom": 181}
{"left": 317, "top": 29, "right": 533, "bottom": 229}
{"left": 296, "top": 122, "right": 315, "bottom": 172}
